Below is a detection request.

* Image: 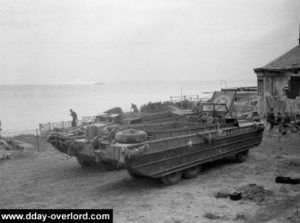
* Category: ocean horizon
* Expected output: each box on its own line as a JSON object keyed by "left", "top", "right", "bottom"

{"left": 0, "top": 79, "right": 256, "bottom": 136}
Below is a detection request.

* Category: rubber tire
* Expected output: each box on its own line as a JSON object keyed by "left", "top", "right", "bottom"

{"left": 235, "top": 150, "right": 249, "bottom": 162}
{"left": 289, "top": 179, "right": 300, "bottom": 185}
{"left": 230, "top": 192, "right": 242, "bottom": 201}
{"left": 183, "top": 165, "right": 202, "bottom": 179}
{"left": 275, "top": 176, "right": 291, "bottom": 184}
{"left": 115, "top": 129, "right": 147, "bottom": 143}
{"left": 76, "top": 156, "right": 92, "bottom": 167}
{"left": 161, "top": 171, "right": 182, "bottom": 186}
{"left": 127, "top": 170, "right": 144, "bottom": 179}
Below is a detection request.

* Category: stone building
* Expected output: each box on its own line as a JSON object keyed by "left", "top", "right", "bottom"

{"left": 254, "top": 40, "right": 300, "bottom": 117}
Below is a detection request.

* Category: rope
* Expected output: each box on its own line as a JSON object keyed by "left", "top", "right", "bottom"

{"left": 197, "top": 130, "right": 220, "bottom": 147}
{"left": 117, "top": 142, "right": 149, "bottom": 166}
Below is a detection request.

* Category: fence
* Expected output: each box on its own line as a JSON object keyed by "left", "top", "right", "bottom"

{"left": 170, "top": 95, "right": 213, "bottom": 103}
{"left": 39, "top": 116, "right": 96, "bottom": 134}
{"left": 82, "top": 116, "right": 96, "bottom": 122}
{"left": 0, "top": 115, "right": 96, "bottom": 153}
{"left": 170, "top": 95, "right": 201, "bottom": 102}
{"left": 39, "top": 121, "right": 72, "bottom": 132}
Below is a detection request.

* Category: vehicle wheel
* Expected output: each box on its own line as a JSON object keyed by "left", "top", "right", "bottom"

{"left": 275, "top": 176, "right": 290, "bottom": 184}
{"left": 183, "top": 165, "right": 202, "bottom": 179}
{"left": 100, "top": 162, "right": 121, "bottom": 171}
{"left": 235, "top": 150, "right": 249, "bottom": 162}
{"left": 161, "top": 171, "right": 182, "bottom": 186}
{"left": 76, "top": 156, "right": 92, "bottom": 167}
{"left": 127, "top": 170, "right": 144, "bottom": 179}
{"left": 115, "top": 129, "right": 147, "bottom": 143}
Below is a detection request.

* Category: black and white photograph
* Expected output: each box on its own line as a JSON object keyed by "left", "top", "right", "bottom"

{"left": 0, "top": 0, "right": 300, "bottom": 222}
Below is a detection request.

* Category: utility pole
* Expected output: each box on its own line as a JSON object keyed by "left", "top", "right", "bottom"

{"left": 181, "top": 85, "right": 183, "bottom": 101}
{"left": 298, "top": 22, "right": 300, "bottom": 45}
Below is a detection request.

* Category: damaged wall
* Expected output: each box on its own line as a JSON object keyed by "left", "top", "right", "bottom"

{"left": 257, "top": 71, "right": 300, "bottom": 116}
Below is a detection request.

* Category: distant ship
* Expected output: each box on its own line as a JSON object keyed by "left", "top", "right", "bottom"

{"left": 94, "top": 82, "right": 104, "bottom": 85}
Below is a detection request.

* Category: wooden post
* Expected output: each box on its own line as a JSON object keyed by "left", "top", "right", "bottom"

{"left": 36, "top": 129, "right": 40, "bottom": 152}
{"left": 181, "top": 85, "right": 183, "bottom": 101}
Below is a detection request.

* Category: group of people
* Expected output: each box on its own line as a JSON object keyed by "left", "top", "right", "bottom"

{"left": 267, "top": 108, "right": 300, "bottom": 134}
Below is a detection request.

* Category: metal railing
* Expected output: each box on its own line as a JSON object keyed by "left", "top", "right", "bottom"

{"left": 39, "top": 116, "right": 96, "bottom": 135}
{"left": 170, "top": 95, "right": 201, "bottom": 102}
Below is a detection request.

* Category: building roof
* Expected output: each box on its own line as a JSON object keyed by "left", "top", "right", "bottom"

{"left": 254, "top": 44, "right": 300, "bottom": 72}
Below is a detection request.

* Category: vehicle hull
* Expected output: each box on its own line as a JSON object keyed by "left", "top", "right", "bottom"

{"left": 98, "top": 123, "right": 264, "bottom": 178}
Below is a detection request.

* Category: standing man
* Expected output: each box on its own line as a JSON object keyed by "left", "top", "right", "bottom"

{"left": 130, "top": 103, "right": 139, "bottom": 113}
{"left": 70, "top": 109, "right": 78, "bottom": 127}
{"left": 267, "top": 108, "right": 275, "bottom": 131}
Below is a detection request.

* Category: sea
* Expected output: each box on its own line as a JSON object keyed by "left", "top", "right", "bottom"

{"left": 0, "top": 80, "right": 256, "bottom": 136}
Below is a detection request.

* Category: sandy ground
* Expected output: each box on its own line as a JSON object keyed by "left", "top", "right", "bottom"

{"left": 0, "top": 132, "right": 300, "bottom": 223}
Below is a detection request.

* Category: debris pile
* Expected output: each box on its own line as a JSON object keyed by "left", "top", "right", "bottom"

{"left": 237, "top": 184, "right": 273, "bottom": 203}
{"left": 287, "top": 210, "right": 300, "bottom": 223}
{"left": 203, "top": 212, "right": 221, "bottom": 220}
{"left": 140, "top": 101, "right": 174, "bottom": 113}
{"left": 215, "top": 184, "right": 273, "bottom": 203}
{"left": 0, "top": 139, "right": 24, "bottom": 160}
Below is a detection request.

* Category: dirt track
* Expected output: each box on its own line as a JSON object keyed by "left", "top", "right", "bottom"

{"left": 1, "top": 133, "right": 300, "bottom": 223}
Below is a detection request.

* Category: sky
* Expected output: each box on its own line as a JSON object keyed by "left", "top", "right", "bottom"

{"left": 0, "top": 0, "right": 300, "bottom": 84}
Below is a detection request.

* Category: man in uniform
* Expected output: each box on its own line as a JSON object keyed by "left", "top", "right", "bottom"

{"left": 267, "top": 108, "right": 276, "bottom": 131}
{"left": 131, "top": 103, "right": 139, "bottom": 113}
{"left": 69, "top": 109, "right": 78, "bottom": 127}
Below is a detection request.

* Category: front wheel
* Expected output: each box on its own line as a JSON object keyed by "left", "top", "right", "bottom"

{"left": 183, "top": 165, "right": 202, "bottom": 179}
{"left": 76, "top": 156, "right": 92, "bottom": 167}
{"left": 235, "top": 150, "right": 249, "bottom": 162}
{"left": 127, "top": 170, "right": 144, "bottom": 179}
{"left": 161, "top": 171, "right": 182, "bottom": 186}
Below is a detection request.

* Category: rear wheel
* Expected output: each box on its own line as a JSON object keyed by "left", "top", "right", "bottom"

{"left": 235, "top": 150, "right": 249, "bottom": 162}
{"left": 76, "top": 156, "right": 92, "bottom": 167}
{"left": 161, "top": 171, "right": 182, "bottom": 186}
{"left": 183, "top": 165, "right": 202, "bottom": 179}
